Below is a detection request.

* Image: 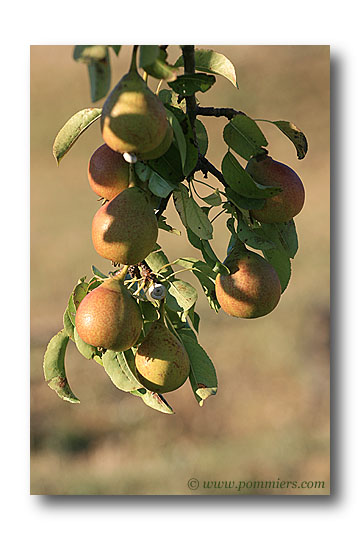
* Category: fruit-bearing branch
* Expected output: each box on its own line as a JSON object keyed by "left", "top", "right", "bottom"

{"left": 195, "top": 106, "right": 245, "bottom": 120}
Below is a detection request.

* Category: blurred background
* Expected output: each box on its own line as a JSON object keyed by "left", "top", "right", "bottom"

{"left": 30, "top": 45, "right": 330, "bottom": 495}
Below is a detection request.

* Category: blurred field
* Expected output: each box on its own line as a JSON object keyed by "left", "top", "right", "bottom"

{"left": 30, "top": 45, "right": 330, "bottom": 495}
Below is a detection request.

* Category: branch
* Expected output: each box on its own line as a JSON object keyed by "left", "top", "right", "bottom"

{"left": 181, "top": 45, "right": 197, "bottom": 138}
{"left": 155, "top": 193, "right": 171, "bottom": 220}
{"left": 197, "top": 155, "right": 227, "bottom": 189}
{"left": 195, "top": 106, "right": 245, "bottom": 120}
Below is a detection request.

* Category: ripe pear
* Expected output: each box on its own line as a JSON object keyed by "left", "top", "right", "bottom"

{"left": 215, "top": 245, "right": 281, "bottom": 318}
{"left": 75, "top": 276, "right": 142, "bottom": 351}
{"left": 135, "top": 320, "right": 190, "bottom": 393}
{"left": 101, "top": 68, "right": 168, "bottom": 155}
{"left": 92, "top": 186, "right": 158, "bottom": 264}
{"left": 88, "top": 143, "right": 129, "bottom": 200}
{"left": 246, "top": 156, "right": 305, "bottom": 223}
{"left": 138, "top": 122, "right": 173, "bottom": 161}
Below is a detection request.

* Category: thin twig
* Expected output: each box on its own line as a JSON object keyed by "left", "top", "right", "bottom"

{"left": 195, "top": 106, "right": 245, "bottom": 120}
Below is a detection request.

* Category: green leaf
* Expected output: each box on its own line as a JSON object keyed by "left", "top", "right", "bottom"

{"left": 139, "top": 45, "right": 160, "bottom": 68}
{"left": 222, "top": 151, "right": 281, "bottom": 199}
{"left": 147, "top": 143, "right": 184, "bottom": 183}
{"left": 53, "top": 108, "right": 102, "bottom": 165}
{"left": 180, "top": 334, "right": 217, "bottom": 406}
{"left": 200, "top": 240, "right": 230, "bottom": 275}
{"left": 173, "top": 184, "right": 213, "bottom": 240}
{"left": 91, "top": 265, "right": 108, "bottom": 279}
{"left": 165, "top": 107, "right": 187, "bottom": 170}
{"left": 168, "top": 73, "right": 215, "bottom": 96}
{"left": 102, "top": 350, "right": 142, "bottom": 392}
{"left": 63, "top": 308, "right": 75, "bottom": 341}
{"left": 73, "top": 45, "right": 108, "bottom": 63}
{"left": 109, "top": 45, "right": 121, "bottom": 55}
{"left": 260, "top": 223, "right": 292, "bottom": 292}
{"left": 236, "top": 215, "right": 275, "bottom": 250}
{"left": 43, "top": 330, "right": 80, "bottom": 403}
{"left": 139, "top": 301, "right": 159, "bottom": 322}
{"left": 135, "top": 161, "right": 176, "bottom": 198}
{"left": 67, "top": 281, "right": 88, "bottom": 325}
{"left": 167, "top": 279, "right": 198, "bottom": 312}
{"left": 201, "top": 188, "right": 222, "bottom": 206}
{"left": 223, "top": 115, "right": 268, "bottom": 160}
{"left": 73, "top": 327, "right": 98, "bottom": 360}
{"left": 139, "top": 391, "right": 174, "bottom": 414}
{"left": 146, "top": 249, "right": 173, "bottom": 278}
{"left": 272, "top": 120, "right": 308, "bottom": 160}
{"left": 165, "top": 105, "right": 197, "bottom": 176}
{"left": 87, "top": 50, "right": 111, "bottom": 102}
{"left": 159, "top": 89, "right": 184, "bottom": 110}
{"left": 195, "top": 119, "right": 208, "bottom": 155}
{"left": 271, "top": 220, "right": 298, "bottom": 259}
{"left": 157, "top": 215, "right": 181, "bottom": 235}
{"left": 143, "top": 49, "right": 178, "bottom": 82}
{"left": 175, "top": 48, "right": 238, "bottom": 87}
{"left": 174, "top": 258, "right": 220, "bottom": 312}
{"left": 225, "top": 186, "right": 266, "bottom": 210}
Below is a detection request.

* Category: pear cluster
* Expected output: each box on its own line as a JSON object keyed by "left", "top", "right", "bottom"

{"left": 216, "top": 155, "right": 305, "bottom": 319}
{"left": 74, "top": 60, "right": 189, "bottom": 395}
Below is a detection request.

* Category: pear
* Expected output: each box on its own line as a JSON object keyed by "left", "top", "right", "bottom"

{"left": 101, "top": 68, "right": 168, "bottom": 155}
{"left": 215, "top": 245, "right": 281, "bottom": 318}
{"left": 88, "top": 143, "right": 129, "bottom": 200}
{"left": 246, "top": 156, "right": 305, "bottom": 223}
{"left": 92, "top": 186, "right": 158, "bottom": 265}
{"left": 75, "top": 275, "right": 142, "bottom": 351}
{"left": 135, "top": 320, "right": 190, "bottom": 393}
{"left": 138, "top": 122, "right": 173, "bottom": 161}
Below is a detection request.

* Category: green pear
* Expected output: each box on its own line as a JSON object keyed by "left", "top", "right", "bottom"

{"left": 215, "top": 245, "right": 281, "bottom": 318}
{"left": 246, "top": 156, "right": 305, "bottom": 223}
{"left": 101, "top": 69, "right": 168, "bottom": 155}
{"left": 135, "top": 320, "right": 190, "bottom": 393}
{"left": 92, "top": 186, "right": 158, "bottom": 265}
{"left": 88, "top": 143, "right": 129, "bottom": 201}
{"left": 138, "top": 122, "right": 173, "bottom": 161}
{"left": 75, "top": 276, "right": 142, "bottom": 351}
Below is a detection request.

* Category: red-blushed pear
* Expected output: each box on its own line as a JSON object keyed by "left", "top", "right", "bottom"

{"left": 135, "top": 318, "right": 190, "bottom": 394}
{"left": 75, "top": 270, "right": 142, "bottom": 352}
{"left": 101, "top": 52, "right": 168, "bottom": 156}
{"left": 88, "top": 144, "right": 129, "bottom": 200}
{"left": 245, "top": 155, "right": 305, "bottom": 223}
{"left": 92, "top": 184, "right": 158, "bottom": 265}
{"left": 215, "top": 244, "right": 281, "bottom": 319}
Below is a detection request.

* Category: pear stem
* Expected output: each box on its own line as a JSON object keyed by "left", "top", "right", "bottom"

{"left": 114, "top": 265, "right": 129, "bottom": 282}
{"left": 129, "top": 45, "right": 139, "bottom": 73}
{"left": 128, "top": 163, "right": 138, "bottom": 188}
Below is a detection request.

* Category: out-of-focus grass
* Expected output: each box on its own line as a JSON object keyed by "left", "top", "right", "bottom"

{"left": 30, "top": 45, "right": 330, "bottom": 495}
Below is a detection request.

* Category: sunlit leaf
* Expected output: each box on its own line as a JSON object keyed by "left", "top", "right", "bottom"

{"left": 43, "top": 330, "right": 80, "bottom": 403}
{"left": 272, "top": 120, "right": 308, "bottom": 159}
{"left": 180, "top": 334, "right": 217, "bottom": 406}
{"left": 53, "top": 108, "right": 102, "bottom": 164}
{"left": 175, "top": 48, "right": 238, "bottom": 87}
{"left": 173, "top": 184, "right": 213, "bottom": 240}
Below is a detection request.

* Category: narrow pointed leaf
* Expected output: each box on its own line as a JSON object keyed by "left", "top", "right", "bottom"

{"left": 236, "top": 215, "right": 275, "bottom": 250}
{"left": 74, "top": 327, "right": 98, "bottom": 359}
{"left": 43, "top": 330, "right": 80, "bottom": 403}
{"left": 180, "top": 334, "right": 217, "bottom": 406}
{"left": 87, "top": 50, "right": 111, "bottom": 102}
{"left": 53, "top": 108, "right": 102, "bottom": 164}
{"left": 102, "top": 350, "right": 142, "bottom": 392}
{"left": 173, "top": 184, "right": 213, "bottom": 240}
{"left": 272, "top": 120, "right": 308, "bottom": 159}
{"left": 195, "top": 119, "right": 208, "bottom": 155}
{"left": 139, "top": 45, "right": 160, "bottom": 68}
